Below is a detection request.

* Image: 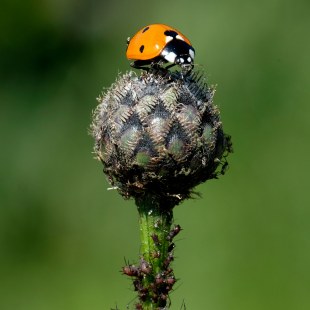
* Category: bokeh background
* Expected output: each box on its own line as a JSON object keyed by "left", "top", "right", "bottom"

{"left": 1, "top": 0, "right": 309, "bottom": 309}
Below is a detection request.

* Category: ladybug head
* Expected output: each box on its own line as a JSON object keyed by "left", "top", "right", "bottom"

{"left": 174, "top": 47, "right": 195, "bottom": 72}
{"left": 175, "top": 49, "right": 195, "bottom": 65}
{"left": 161, "top": 39, "right": 195, "bottom": 70}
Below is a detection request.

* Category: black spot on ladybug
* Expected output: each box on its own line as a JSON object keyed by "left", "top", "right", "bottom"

{"left": 139, "top": 45, "right": 145, "bottom": 53}
{"left": 164, "top": 30, "right": 178, "bottom": 38}
{"left": 142, "top": 26, "right": 150, "bottom": 33}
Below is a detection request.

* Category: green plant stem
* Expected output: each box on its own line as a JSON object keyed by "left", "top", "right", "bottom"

{"left": 135, "top": 195, "right": 175, "bottom": 309}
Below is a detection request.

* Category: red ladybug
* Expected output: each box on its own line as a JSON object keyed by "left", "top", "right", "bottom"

{"left": 126, "top": 24, "right": 195, "bottom": 71}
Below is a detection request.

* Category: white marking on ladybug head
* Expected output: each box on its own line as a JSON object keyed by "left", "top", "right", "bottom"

{"left": 187, "top": 57, "right": 192, "bottom": 62}
{"left": 176, "top": 35, "right": 185, "bottom": 41}
{"left": 162, "top": 50, "right": 177, "bottom": 63}
{"left": 165, "top": 36, "right": 174, "bottom": 43}
{"left": 189, "top": 49, "right": 195, "bottom": 60}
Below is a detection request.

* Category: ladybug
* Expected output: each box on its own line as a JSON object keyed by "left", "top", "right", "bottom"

{"left": 126, "top": 24, "right": 195, "bottom": 71}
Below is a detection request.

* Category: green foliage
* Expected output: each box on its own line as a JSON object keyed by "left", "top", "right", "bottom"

{"left": 1, "top": 0, "right": 310, "bottom": 309}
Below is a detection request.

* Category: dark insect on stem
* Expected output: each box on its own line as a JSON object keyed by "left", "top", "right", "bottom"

{"left": 133, "top": 279, "right": 143, "bottom": 291}
{"left": 166, "top": 224, "right": 182, "bottom": 241}
{"left": 164, "top": 267, "right": 173, "bottom": 275}
{"left": 122, "top": 265, "right": 140, "bottom": 277}
{"left": 151, "top": 233, "right": 161, "bottom": 246}
{"left": 152, "top": 250, "right": 161, "bottom": 258}
{"left": 163, "top": 253, "right": 174, "bottom": 268}
{"left": 155, "top": 273, "right": 165, "bottom": 285}
{"left": 168, "top": 242, "right": 175, "bottom": 252}
{"left": 135, "top": 303, "right": 143, "bottom": 310}
{"left": 166, "top": 276, "right": 176, "bottom": 285}
{"left": 140, "top": 258, "right": 152, "bottom": 274}
{"left": 138, "top": 287, "right": 149, "bottom": 301}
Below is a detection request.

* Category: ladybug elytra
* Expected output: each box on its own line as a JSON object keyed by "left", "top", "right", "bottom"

{"left": 126, "top": 24, "right": 195, "bottom": 71}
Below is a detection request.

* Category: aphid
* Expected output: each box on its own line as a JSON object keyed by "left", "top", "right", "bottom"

{"left": 135, "top": 303, "right": 143, "bottom": 310}
{"left": 152, "top": 250, "right": 161, "bottom": 258}
{"left": 165, "top": 276, "right": 176, "bottom": 285}
{"left": 163, "top": 253, "right": 174, "bottom": 268}
{"left": 166, "top": 224, "right": 182, "bottom": 241}
{"left": 155, "top": 273, "right": 165, "bottom": 285}
{"left": 122, "top": 265, "right": 140, "bottom": 277}
{"left": 151, "top": 233, "right": 161, "bottom": 246}
{"left": 140, "top": 258, "right": 152, "bottom": 274}
{"left": 168, "top": 242, "right": 175, "bottom": 252}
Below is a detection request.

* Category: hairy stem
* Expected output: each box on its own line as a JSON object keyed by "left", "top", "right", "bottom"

{"left": 134, "top": 194, "right": 177, "bottom": 309}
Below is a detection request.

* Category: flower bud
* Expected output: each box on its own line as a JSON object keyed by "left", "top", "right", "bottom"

{"left": 91, "top": 70, "right": 231, "bottom": 204}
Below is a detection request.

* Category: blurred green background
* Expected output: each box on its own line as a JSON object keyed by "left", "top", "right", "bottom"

{"left": 1, "top": 0, "right": 309, "bottom": 309}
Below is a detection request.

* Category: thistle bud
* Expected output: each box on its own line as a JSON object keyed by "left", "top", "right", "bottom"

{"left": 91, "top": 69, "right": 231, "bottom": 205}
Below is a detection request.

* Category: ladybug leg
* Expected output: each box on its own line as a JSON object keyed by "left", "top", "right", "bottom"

{"left": 164, "top": 63, "right": 177, "bottom": 70}
{"left": 150, "top": 62, "right": 162, "bottom": 70}
{"left": 130, "top": 60, "right": 150, "bottom": 71}
{"left": 148, "top": 59, "right": 173, "bottom": 73}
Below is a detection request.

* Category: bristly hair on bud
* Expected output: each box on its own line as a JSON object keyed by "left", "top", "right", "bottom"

{"left": 91, "top": 69, "right": 232, "bottom": 206}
